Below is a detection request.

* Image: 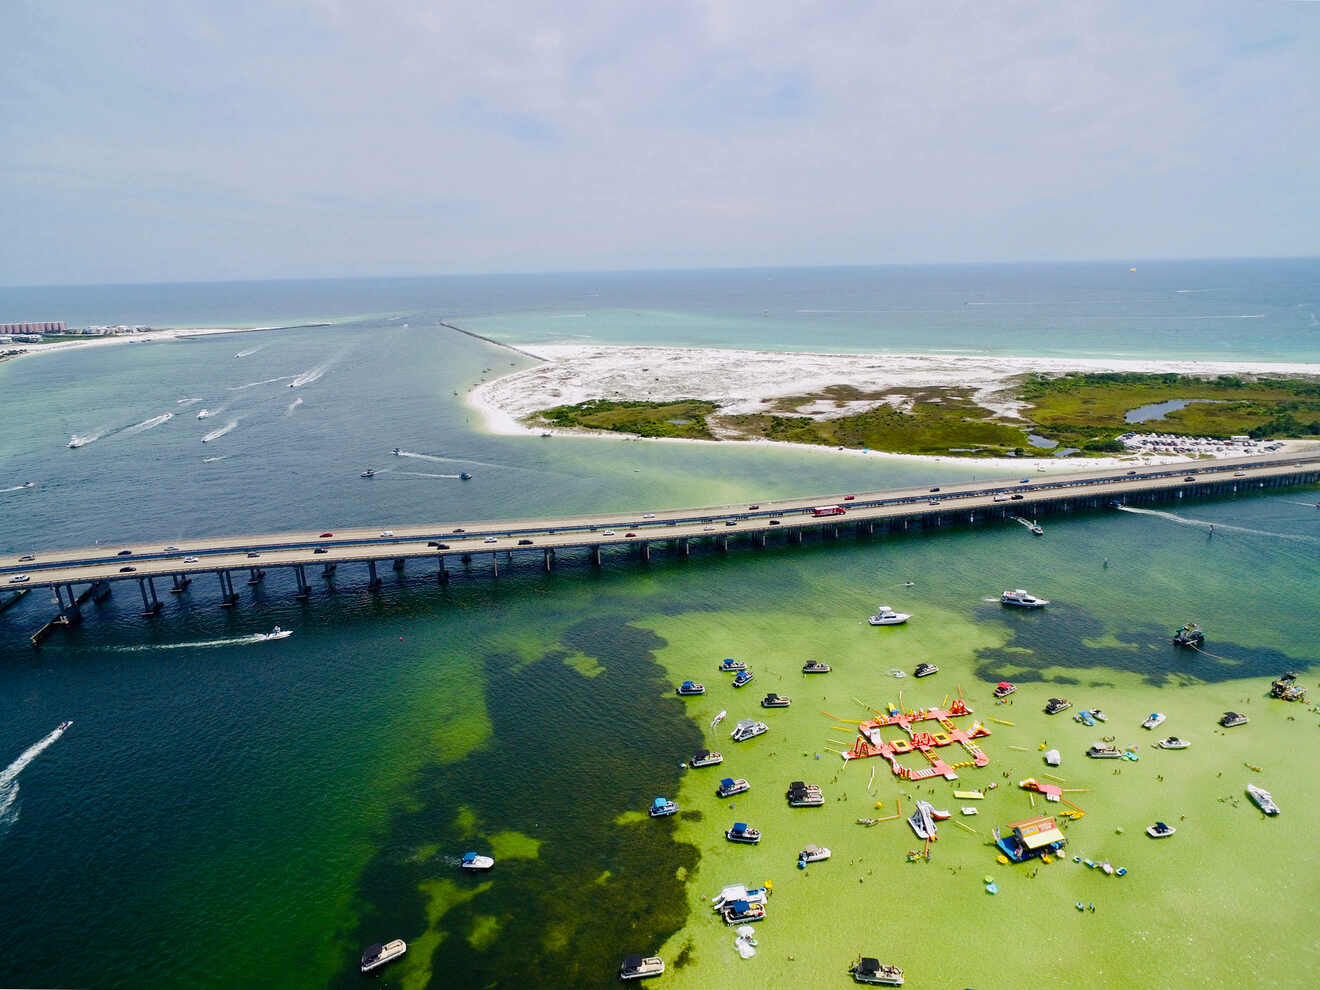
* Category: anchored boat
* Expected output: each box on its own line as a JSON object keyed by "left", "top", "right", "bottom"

{"left": 716, "top": 777, "right": 750, "bottom": 798}
{"left": 852, "top": 955, "right": 905, "bottom": 986}
{"left": 360, "top": 939, "right": 407, "bottom": 974}
{"left": 1247, "top": 784, "right": 1279, "bottom": 816}
{"left": 649, "top": 797, "right": 678, "bottom": 817}
{"left": 619, "top": 954, "right": 665, "bottom": 980}
{"left": 1173, "top": 623, "right": 1204, "bottom": 647}
{"left": 690, "top": 748, "right": 723, "bottom": 767}
{"left": 676, "top": 680, "right": 705, "bottom": 696}
{"left": 868, "top": 605, "right": 910, "bottom": 626}
{"left": 1002, "top": 588, "right": 1049, "bottom": 608}
{"left": 730, "top": 719, "right": 769, "bottom": 742}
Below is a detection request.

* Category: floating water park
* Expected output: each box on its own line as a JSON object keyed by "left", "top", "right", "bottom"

{"left": 836, "top": 698, "right": 992, "bottom": 780}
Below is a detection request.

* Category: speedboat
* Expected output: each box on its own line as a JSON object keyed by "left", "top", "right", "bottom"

{"left": 459, "top": 472, "right": 472, "bottom": 481}
{"left": 1247, "top": 784, "right": 1279, "bottom": 816}
{"left": 716, "top": 777, "right": 750, "bottom": 798}
{"left": 57, "top": 720, "right": 73, "bottom": 732}
{"left": 913, "top": 662, "right": 939, "bottom": 678}
{"left": 1173, "top": 623, "right": 1204, "bottom": 647}
{"left": 1030, "top": 523, "right": 1044, "bottom": 536}
{"left": 1086, "top": 744, "right": 1123, "bottom": 759}
{"left": 725, "top": 822, "right": 761, "bottom": 844}
{"left": 993, "top": 681, "right": 1016, "bottom": 698}
{"left": 1044, "top": 697, "right": 1071, "bottom": 715}
{"left": 1002, "top": 589, "right": 1049, "bottom": 608}
{"left": 732, "top": 669, "right": 755, "bottom": 688}
{"left": 718, "top": 658, "right": 747, "bottom": 672}
{"left": 262, "top": 626, "right": 293, "bottom": 641}
{"left": 1219, "top": 711, "right": 1248, "bottom": 728}
{"left": 649, "top": 797, "right": 678, "bottom": 817}
{"left": 1073, "top": 710, "right": 1097, "bottom": 726}
{"left": 730, "top": 719, "right": 768, "bottom": 742}
{"left": 1156, "top": 736, "right": 1189, "bottom": 750}
{"left": 619, "top": 955, "right": 665, "bottom": 981}
{"left": 787, "top": 781, "right": 824, "bottom": 807}
{"left": 459, "top": 851, "right": 494, "bottom": 871}
{"left": 1146, "top": 821, "right": 1176, "bottom": 838}
{"left": 690, "top": 748, "right": 723, "bottom": 767}
{"left": 760, "top": 692, "right": 791, "bottom": 708}
{"left": 1142, "top": 712, "right": 1166, "bottom": 730}
{"left": 802, "top": 659, "right": 831, "bottom": 674}
{"left": 360, "top": 939, "right": 407, "bottom": 974}
{"left": 798, "top": 844, "right": 831, "bottom": 866}
{"left": 852, "top": 956, "right": 905, "bottom": 985}
{"left": 722, "top": 900, "right": 766, "bottom": 925}
{"left": 392, "top": 447, "right": 401, "bottom": 455}
{"left": 360, "top": 468, "right": 375, "bottom": 478}
{"left": 868, "top": 605, "right": 911, "bottom": 626}
{"left": 676, "top": 680, "right": 705, "bottom": 696}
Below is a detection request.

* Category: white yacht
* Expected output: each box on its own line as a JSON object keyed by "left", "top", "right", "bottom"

{"left": 1142, "top": 712, "right": 1166, "bottom": 730}
{"left": 460, "top": 851, "right": 494, "bottom": 871}
{"left": 360, "top": 939, "right": 407, "bottom": 973}
{"left": 1001, "top": 589, "right": 1049, "bottom": 608}
{"left": 1156, "top": 736, "right": 1189, "bottom": 750}
{"left": 868, "top": 605, "right": 911, "bottom": 626}
{"left": 1247, "top": 784, "right": 1279, "bottom": 816}
{"left": 1146, "top": 821, "right": 1176, "bottom": 839}
{"left": 730, "top": 719, "right": 768, "bottom": 742}
{"left": 798, "top": 844, "right": 831, "bottom": 864}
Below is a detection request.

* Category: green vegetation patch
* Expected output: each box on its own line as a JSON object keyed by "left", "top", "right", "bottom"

{"left": 487, "top": 830, "right": 543, "bottom": 860}
{"left": 531, "top": 398, "right": 719, "bottom": 439}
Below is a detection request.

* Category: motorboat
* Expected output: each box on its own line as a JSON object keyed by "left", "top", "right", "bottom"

{"left": 787, "top": 781, "right": 825, "bottom": 807}
{"left": 732, "top": 669, "right": 755, "bottom": 688}
{"left": 1001, "top": 589, "right": 1049, "bottom": 608}
{"left": 392, "top": 447, "right": 401, "bottom": 455}
{"left": 459, "top": 852, "right": 494, "bottom": 871}
{"left": 360, "top": 468, "right": 375, "bottom": 478}
{"left": 1219, "top": 711, "right": 1248, "bottom": 728}
{"left": 1146, "top": 821, "right": 1176, "bottom": 838}
{"left": 261, "top": 626, "right": 293, "bottom": 641}
{"left": 1269, "top": 672, "right": 1308, "bottom": 702}
{"left": 649, "top": 797, "right": 678, "bottom": 817}
{"left": 459, "top": 472, "right": 472, "bottom": 480}
{"left": 852, "top": 956, "right": 905, "bottom": 985}
{"left": 993, "top": 681, "right": 1016, "bottom": 698}
{"left": 716, "top": 777, "right": 750, "bottom": 798}
{"left": 1142, "top": 712, "right": 1166, "bottom": 730}
{"left": 57, "top": 720, "right": 73, "bottom": 732}
{"left": 710, "top": 884, "right": 768, "bottom": 910}
{"left": 913, "top": 662, "right": 939, "bottom": 678}
{"left": 868, "top": 606, "right": 911, "bottom": 626}
{"left": 676, "top": 680, "right": 705, "bottom": 696}
{"left": 689, "top": 748, "right": 723, "bottom": 767}
{"left": 1044, "top": 697, "right": 1071, "bottom": 715}
{"left": 798, "top": 844, "right": 831, "bottom": 866}
{"left": 730, "top": 719, "right": 768, "bottom": 742}
{"left": 725, "top": 822, "right": 761, "bottom": 844}
{"left": 802, "top": 659, "right": 832, "bottom": 674}
{"left": 360, "top": 939, "right": 407, "bottom": 974}
{"left": 619, "top": 954, "right": 665, "bottom": 981}
{"left": 1090, "top": 709, "right": 1108, "bottom": 722}
{"left": 1086, "top": 744, "right": 1123, "bottom": 759}
{"left": 721, "top": 900, "right": 766, "bottom": 925}
{"left": 1173, "top": 623, "right": 1204, "bottom": 647}
{"left": 1156, "top": 736, "right": 1189, "bottom": 750}
{"left": 1029, "top": 523, "right": 1044, "bottom": 536}
{"left": 1073, "top": 710, "right": 1098, "bottom": 726}
{"left": 719, "top": 658, "right": 747, "bottom": 672}
{"left": 1247, "top": 784, "right": 1279, "bottom": 815}
{"left": 760, "top": 692, "right": 791, "bottom": 708}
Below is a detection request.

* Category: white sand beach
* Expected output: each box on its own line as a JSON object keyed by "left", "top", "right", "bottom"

{"left": 3, "top": 324, "right": 304, "bottom": 362}
{"left": 468, "top": 343, "right": 1320, "bottom": 471}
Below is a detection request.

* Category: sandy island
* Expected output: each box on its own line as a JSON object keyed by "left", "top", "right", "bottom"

{"left": 469, "top": 343, "right": 1320, "bottom": 472}
{"left": 1, "top": 323, "right": 322, "bottom": 363}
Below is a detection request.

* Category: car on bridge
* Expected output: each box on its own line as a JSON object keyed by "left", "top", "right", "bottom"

{"left": 380, "top": 530, "right": 395, "bottom": 537}
{"left": 314, "top": 548, "right": 328, "bottom": 554}
{"left": 428, "top": 542, "right": 450, "bottom": 549}
{"left": 452, "top": 528, "right": 466, "bottom": 534}
{"left": 484, "top": 536, "right": 498, "bottom": 544}
{"left": 320, "top": 532, "right": 334, "bottom": 538}
{"left": 643, "top": 513, "right": 656, "bottom": 519}
{"left": 19, "top": 554, "right": 34, "bottom": 562}
{"left": 247, "top": 552, "right": 260, "bottom": 558}
{"left": 8, "top": 574, "right": 29, "bottom": 583}
{"left": 602, "top": 530, "right": 616, "bottom": 536}
{"left": 843, "top": 494, "right": 856, "bottom": 501}
{"left": 518, "top": 539, "right": 534, "bottom": 545}
{"left": 625, "top": 532, "right": 637, "bottom": 538}
{"left": 184, "top": 556, "right": 199, "bottom": 563}
{"left": 769, "top": 520, "right": 780, "bottom": 526}
{"left": 117, "top": 549, "right": 133, "bottom": 556}
{"left": 163, "top": 545, "right": 180, "bottom": 552}
{"left": 119, "top": 566, "right": 136, "bottom": 573}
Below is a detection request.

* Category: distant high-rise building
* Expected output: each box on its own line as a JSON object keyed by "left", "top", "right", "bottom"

{"left": 0, "top": 321, "right": 65, "bottom": 334}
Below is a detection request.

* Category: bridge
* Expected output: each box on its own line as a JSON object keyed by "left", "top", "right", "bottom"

{"left": 4, "top": 452, "right": 1317, "bottom": 645}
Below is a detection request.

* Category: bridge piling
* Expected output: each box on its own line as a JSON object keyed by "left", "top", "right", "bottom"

{"left": 293, "top": 564, "right": 312, "bottom": 599}
{"left": 543, "top": 549, "right": 553, "bottom": 573}
{"left": 321, "top": 562, "right": 337, "bottom": 579}
{"left": 169, "top": 573, "right": 191, "bottom": 594}
{"left": 437, "top": 555, "right": 449, "bottom": 583}
{"left": 640, "top": 541, "right": 651, "bottom": 562}
{"left": 247, "top": 567, "right": 265, "bottom": 586}
{"left": 591, "top": 545, "right": 602, "bottom": 566}
{"left": 138, "top": 577, "right": 163, "bottom": 616}
{"left": 367, "top": 560, "right": 382, "bottom": 590}
{"left": 492, "top": 553, "right": 499, "bottom": 577}
{"left": 393, "top": 557, "right": 406, "bottom": 572}
{"left": 217, "top": 570, "right": 239, "bottom": 607}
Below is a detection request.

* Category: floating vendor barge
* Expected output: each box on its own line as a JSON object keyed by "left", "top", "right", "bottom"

{"left": 993, "top": 815, "right": 1067, "bottom": 863}
{"left": 841, "top": 699, "right": 991, "bottom": 781}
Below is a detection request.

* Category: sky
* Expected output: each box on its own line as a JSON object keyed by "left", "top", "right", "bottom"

{"left": 2, "top": 0, "right": 1318, "bottom": 285}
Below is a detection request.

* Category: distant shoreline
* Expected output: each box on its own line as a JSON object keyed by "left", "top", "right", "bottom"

{"left": 2, "top": 322, "right": 333, "bottom": 364}
{"left": 467, "top": 342, "right": 1320, "bottom": 472}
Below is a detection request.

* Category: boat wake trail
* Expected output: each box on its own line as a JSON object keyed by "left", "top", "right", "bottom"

{"left": 285, "top": 397, "right": 303, "bottom": 416}
{"left": 1116, "top": 506, "right": 1320, "bottom": 544}
{"left": 394, "top": 450, "right": 507, "bottom": 470}
{"left": 226, "top": 376, "right": 293, "bottom": 391}
{"left": 1, "top": 482, "right": 35, "bottom": 494}
{"left": 1283, "top": 500, "right": 1319, "bottom": 508}
{"left": 388, "top": 470, "right": 462, "bottom": 480}
{"left": 176, "top": 397, "right": 203, "bottom": 407}
{"left": 123, "top": 411, "right": 175, "bottom": 434}
{"left": 66, "top": 429, "right": 106, "bottom": 449}
{"left": 201, "top": 455, "right": 231, "bottom": 463}
{"left": 201, "top": 420, "right": 239, "bottom": 443}
{"left": 111, "top": 633, "right": 284, "bottom": 652}
{"left": 234, "top": 344, "right": 267, "bottom": 358}
{"left": 0, "top": 725, "right": 69, "bottom": 832}
{"left": 289, "top": 363, "right": 331, "bottom": 388}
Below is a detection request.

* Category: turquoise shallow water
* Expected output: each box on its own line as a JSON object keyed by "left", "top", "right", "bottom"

{"left": 1, "top": 268, "right": 1318, "bottom": 988}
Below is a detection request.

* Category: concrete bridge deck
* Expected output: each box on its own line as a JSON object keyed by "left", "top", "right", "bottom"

{"left": 3, "top": 452, "right": 1317, "bottom": 642}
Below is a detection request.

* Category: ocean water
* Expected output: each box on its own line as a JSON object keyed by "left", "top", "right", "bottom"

{"left": 1, "top": 267, "right": 1318, "bottom": 989}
